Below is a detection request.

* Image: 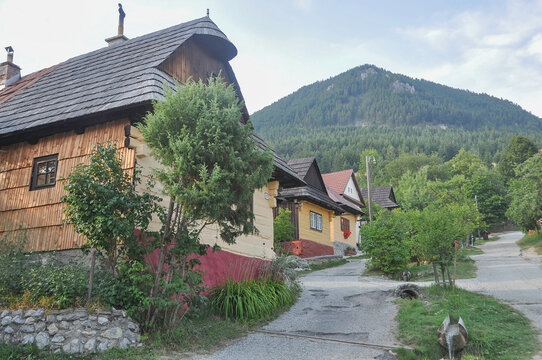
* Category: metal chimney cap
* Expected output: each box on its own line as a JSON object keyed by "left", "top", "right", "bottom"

{"left": 5, "top": 46, "right": 14, "bottom": 54}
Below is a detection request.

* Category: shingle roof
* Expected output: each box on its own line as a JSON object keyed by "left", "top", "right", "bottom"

{"left": 0, "top": 16, "right": 235, "bottom": 141}
{"left": 286, "top": 157, "right": 315, "bottom": 179}
{"left": 360, "top": 186, "right": 399, "bottom": 209}
{"left": 279, "top": 186, "right": 343, "bottom": 212}
{"left": 326, "top": 186, "right": 364, "bottom": 215}
{"left": 321, "top": 169, "right": 352, "bottom": 195}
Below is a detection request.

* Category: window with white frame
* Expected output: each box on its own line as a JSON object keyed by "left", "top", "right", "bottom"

{"left": 310, "top": 211, "right": 322, "bottom": 231}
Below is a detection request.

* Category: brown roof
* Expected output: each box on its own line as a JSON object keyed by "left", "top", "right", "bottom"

{"left": 321, "top": 169, "right": 354, "bottom": 195}
{"left": 360, "top": 186, "right": 399, "bottom": 209}
{"left": 0, "top": 66, "right": 57, "bottom": 105}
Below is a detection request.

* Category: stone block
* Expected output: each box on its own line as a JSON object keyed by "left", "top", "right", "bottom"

{"left": 35, "top": 321, "right": 46, "bottom": 332}
{"left": 63, "top": 338, "right": 82, "bottom": 354}
{"left": 1, "top": 316, "right": 12, "bottom": 326}
{"left": 84, "top": 338, "right": 96, "bottom": 352}
{"left": 47, "top": 323, "right": 59, "bottom": 335}
{"left": 4, "top": 326, "right": 14, "bottom": 334}
{"left": 97, "top": 316, "right": 109, "bottom": 325}
{"left": 46, "top": 314, "right": 56, "bottom": 323}
{"left": 12, "top": 316, "right": 25, "bottom": 324}
{"left": 20, "top": 324, "right": 35, "bottom": 333}
{"left": 119, "top": 337, "right": 130, "bottom": 349}
{"left": 51, "top": 334, "right": 65, "bottom": 343}
{"left": 58, "top": 321, "right": 70, "bottom": 329}
{"left": 0, "top": 310, "right": 9, "bottom": 318}
{"left": 21, "top": 334, "right": 35, "bottom": 345}
{"left": 102, "top": 327, "right": 122, "bottom": 339}
{"left": 97, "top": 340, "right": 110, "bottom": 352}
{"left": 35, "top": 332, "right": 50, "bottom": 350}
{"left": 24, "top": 317, "right": 36, "bottom": 325}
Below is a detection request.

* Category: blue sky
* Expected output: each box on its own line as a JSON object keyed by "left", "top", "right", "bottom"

{"left": 2, "top": 0, "right": 542, "bottom": 117}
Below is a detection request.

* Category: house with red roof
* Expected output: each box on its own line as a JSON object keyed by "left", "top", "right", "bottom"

{"left": 322, "top": 169, "right": 365, "bottom": 251}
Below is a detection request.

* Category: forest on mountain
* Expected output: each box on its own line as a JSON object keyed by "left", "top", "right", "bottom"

{"left": 251, "top": 65, "right": 542, "bottom": 173}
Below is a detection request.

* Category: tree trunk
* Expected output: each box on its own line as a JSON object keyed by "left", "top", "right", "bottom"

{"left": 87, "top": 248, "right": 96, "bottom": 303}
{"left": 146, "top": 198, "right": 175, "bottom": 325}
{"left": 433, "top": 262, "right": 440, "bottom": 285}
{"left": 440, "top": 263, "right": 447, "bottom": 287}
{"left": 452, "top": 245, "right": 457, "bottom": 289}
{"left": 446, "top": 264, "right": 452, "bottom": 288}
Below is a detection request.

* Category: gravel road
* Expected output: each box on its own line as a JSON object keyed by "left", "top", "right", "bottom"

{"left": 192, "top": 260, "right": 402, "bottom": 360}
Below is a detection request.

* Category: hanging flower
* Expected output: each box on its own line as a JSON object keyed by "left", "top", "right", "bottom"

{"left": 343, "top": 230, "right": 352, "bottom": 239}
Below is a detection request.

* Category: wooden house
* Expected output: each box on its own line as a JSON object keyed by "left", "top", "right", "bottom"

{"left": 274, "top": 157, "right": 343, "bottom": 257}
{"left": 360, "top": 186, "right": 400, "bottom": 211}
{"left": 0, "top": 15, "right": 303, "bottom": 287}
{"left": 321, "top": 169, "right": 365, "bottom": 250}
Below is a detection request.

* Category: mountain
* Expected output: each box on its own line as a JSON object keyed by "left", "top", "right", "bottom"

{"left": 251, "top": 65, "right": 542, "bottom": 172}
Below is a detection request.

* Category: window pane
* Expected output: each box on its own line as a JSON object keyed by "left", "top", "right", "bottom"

{"left": 47, "top": 161, "right": 56, "bottom": 173}
{"left": 37, "top": 174, "right": 46, "bottom": 185}
{"left": 38, "top": 162, "right": 47, "bottom": 174}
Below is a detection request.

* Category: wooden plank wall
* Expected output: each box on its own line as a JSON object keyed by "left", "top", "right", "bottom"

{"left": 0, "top": 119, "right": 134, "bottom": 252}
{"left": 158, "top": 37, "right": 232, "bottom": 85}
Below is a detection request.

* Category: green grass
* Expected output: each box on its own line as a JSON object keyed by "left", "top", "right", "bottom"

{"left": 517, "top": 232, "right": 542, "bottom": 255}
{"left": 396, "top": 285, "right": 540, "bottom": 360}
{"left": 297, "top": 259, "right": 348, "bottom": 275}
{"left": 474, "top": 236, "right": 499, "bottom": 247}
{"left": 346, "top": 254, "right": 370, "bottom": 260}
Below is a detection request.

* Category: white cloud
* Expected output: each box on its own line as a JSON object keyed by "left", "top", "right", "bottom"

{"left": 401, "top": 0, "right": 542, "bottom": 117}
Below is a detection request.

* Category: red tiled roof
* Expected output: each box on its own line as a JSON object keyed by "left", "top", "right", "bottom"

{"left": 321, "top": 169, "right": 354, "bottom": 195}
{"left": 0, "top": 66, "right": 57, "bottom": 105}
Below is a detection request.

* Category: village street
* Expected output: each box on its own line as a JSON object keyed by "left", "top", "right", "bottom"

{"left": 190, "top": 231, "right": 542, "bottom": 360}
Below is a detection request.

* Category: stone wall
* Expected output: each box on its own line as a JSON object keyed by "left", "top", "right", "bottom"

{"left": 0, "top": 308, "right": 141, "bottom": 354}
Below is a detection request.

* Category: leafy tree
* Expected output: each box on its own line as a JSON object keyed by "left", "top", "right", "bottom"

{"left": 273, "top": 208, "right": 295, "bottom": 246}
{"left": 359, "top": 210, "right": 411, "bottom": 275}
{"left": 506, "top": 153, "right": 542, "bottom": 231}
{"left": 446, "top": 148, "right": 485, "bottom": 179}
{"left": 139, "top": 76, "right": 274, "bottom": 327}
{"left": 382, "top": 153, "right": 441, "bottom": 186}
{"left": 464, "top": 169, "right": 508, "bottom": 225}
{"left": 395, "top": 168, "right": 433, "bottom": 211}
{"left": 62, "top": 142, "right": 160, "bottom": 300}
{"left": 498, "top": 136, "right": 538, "bottom": 183}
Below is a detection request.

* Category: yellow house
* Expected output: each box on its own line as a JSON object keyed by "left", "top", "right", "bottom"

{"left": 322, "top": 169, "right": 366, "bottom": 251}
{"left": 275, "top": 158, "right": 343, "bottom": 257}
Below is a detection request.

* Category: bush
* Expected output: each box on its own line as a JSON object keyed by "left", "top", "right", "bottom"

{"left": 210, "top": 279, "right": 295, "bottom": 321}
{"left": 273, "top": 208, "right": 295, "bottom": 245}
{"left": 0, "top": 232, "right": 31, "bottom": 302}
{"left": 24, "top": 262, "right": 87, "bottom": 309}
{"left": 359, "top": 212, "right": 410, "bottom": 275}
{"left": 94, "top": 260, "right": 153, "bottom": 319}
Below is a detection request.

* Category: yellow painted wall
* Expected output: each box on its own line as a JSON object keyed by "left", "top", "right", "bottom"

{"left": 131, "top": 126, "right": 277, "bottom": 260}
{"left": 298, "top": 201, "right": 333, "bottom": 247}
{"left": 331, "top": 213, "right": 358, "bottom": 247}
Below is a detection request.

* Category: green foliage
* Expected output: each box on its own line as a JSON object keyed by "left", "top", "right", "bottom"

{"left": 517, "top": 231, "right": 542, "bottom": 254}
{"left": 498, "top": 135, "right": 538, "bottom": 183}
{"left": 273, "top": 208, "right": 295, "bottom": 245}
{"left": 94, "top": 260, "right": 154, "bottom": 319}
{"left": 464, "top": 168, "right": 508, "bottom": 225}
{"left": 506, "top": 153, "right": 542, "bottom": 231}
{"left": 210, "top": 279, "right": 295, "bottom": 321}
{"left": 62, "top": 142, "right": 161, "bottom": 270}
{"left": 140, "top": 76, "right": 273, "bottom": 245}
{"left": 140, "top": 76, "right": 274, "bottom": 328}
{"left": 397, "top": 286, "right": 540, "bottom": 360}
{"left": 0, "top": 231, "right": 30, "bottom": 301}
{"left": 25, "top": 262, "right": 87, "bottom": 309}
{"left": 446, "top": 148, "right": 485, "bottom": 179}
{"left": 359, "top": 211, "right": 411, "bottom": 274}
{"left": 395, "top": 168, "right": 432, "bottom": 211}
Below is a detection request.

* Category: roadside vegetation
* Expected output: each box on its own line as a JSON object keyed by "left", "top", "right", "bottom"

{"left": 396, "top": 286, "right": 540, "bottom": 360}
{"left": 518, "top": 231, "right": 542, "bottom": 255}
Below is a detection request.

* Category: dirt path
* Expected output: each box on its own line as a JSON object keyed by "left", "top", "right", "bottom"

{"left": 191, "top": 260, "right": 402, "bottom": 360}
{"left": 458, "top": 231, "right": 542, "bottom": 359}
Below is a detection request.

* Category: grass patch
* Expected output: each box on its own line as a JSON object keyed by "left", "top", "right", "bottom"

{"left": 517, "top": 232, "right": 542, "bottom": 255}
{"left": 346, "top": 254, "right": 370, "bottom": 260}
{"left": 297, "top": 259, "right": 348, "bottom": 275}
{"left": 396, "top": 285, "right": 540, "bottom": 360}
{"left": 474, "top": 236, "right": 499, "bottom": 247}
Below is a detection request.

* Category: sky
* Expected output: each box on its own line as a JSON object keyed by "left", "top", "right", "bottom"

{"left": 1, "top": 0, "right": 542, "bottom": 117}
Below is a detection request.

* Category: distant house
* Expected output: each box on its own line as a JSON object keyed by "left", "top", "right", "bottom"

{"left": 0, "top": 15, "right": 302, "bottom": 287}
{"left": 360, "top": 186, "right": 400, "bottom": 211}
{"left": 322, "top": 169, "right": 365, "bottom": 249}
{"left": 274, "top": 157, "right": 343, "bottom": 257}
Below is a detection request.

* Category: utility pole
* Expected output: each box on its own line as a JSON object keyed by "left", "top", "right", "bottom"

{"left": 365, "top": 155, "right": 376, "bottom": 222}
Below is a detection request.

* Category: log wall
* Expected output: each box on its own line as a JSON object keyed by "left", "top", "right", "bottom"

{"left": 0, "top": 120, "right": 133, "bottom": 251}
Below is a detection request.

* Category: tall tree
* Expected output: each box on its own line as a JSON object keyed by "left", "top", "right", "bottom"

{"left": 498, "top": 136, "right": 538, "bottom": 183}
{"left": 506, "top": 153, "right": 542, "bottom": 231}
{"left": 139, "top": 76, "right": 274, "bottom": 326}
{"left": 464, "top": 169, "right": 508, "bottom": 225}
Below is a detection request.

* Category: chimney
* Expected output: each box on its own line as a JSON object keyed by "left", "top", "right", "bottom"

{"left": 105, "top": 3, "right": 129, "bottom": 46}
{"left": 0, "top": 46, "right": 21, "bottom": 89}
